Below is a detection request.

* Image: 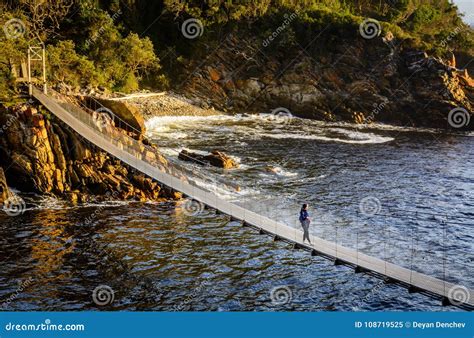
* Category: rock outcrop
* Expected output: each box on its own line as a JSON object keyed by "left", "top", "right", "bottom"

{"left": 0, "top": 167, "right": 10, "bottom": 204}
{"left": 180, "top": 34, "right": 473, "bottom": 130}
{"left": 0, "top": 102, "right": 181, "bottom": 203}
{"left": 179, "top": 149, "right": 238, "bottom": 169}
{"left": 86, "top": 97, "right": 147, "bottom": 135}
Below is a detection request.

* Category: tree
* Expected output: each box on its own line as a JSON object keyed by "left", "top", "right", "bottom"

{"left": 120, "top": 33, "right": 157, "bottom": 74}
{"left": 14, "top": 0, "right": 74, "bottom": 39}
{"left": 47, "top": 40, "right": 99, "bottom": 88}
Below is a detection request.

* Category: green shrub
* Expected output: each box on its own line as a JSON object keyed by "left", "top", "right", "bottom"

{"left": 47, "top": 40, "right": 100, "bottom": 88}
{"left": 408, "top": 4, "right": 441, "bottom": 32}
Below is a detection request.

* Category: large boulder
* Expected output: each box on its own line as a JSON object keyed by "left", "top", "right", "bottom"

{"left": 179, "top": 149, "right": 238, "bottom": 169}
{"left": 88, "top": 97, "right": 146, "bottom": 135}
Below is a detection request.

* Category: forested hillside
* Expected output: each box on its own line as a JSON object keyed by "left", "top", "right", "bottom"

{"left": 1, "top": 0, "right": 472, "bottom": 94}
{"left": 1, "top": 0, "right": 473, "bottom": 128}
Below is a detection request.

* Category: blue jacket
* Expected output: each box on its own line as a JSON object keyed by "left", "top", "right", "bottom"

{"left": 299, "top": 209, "right": 309, "bottom": 222}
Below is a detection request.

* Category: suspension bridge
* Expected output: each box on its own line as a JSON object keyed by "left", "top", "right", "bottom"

{"left": 30, "top": 86, "right": 473, "bottom": 310}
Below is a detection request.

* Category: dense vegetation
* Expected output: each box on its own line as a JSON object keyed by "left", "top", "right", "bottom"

{"left": 0, "top": 0, "right": 473, "bottom": 98}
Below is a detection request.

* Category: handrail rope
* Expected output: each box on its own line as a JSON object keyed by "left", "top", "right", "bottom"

{"left": 361, "top": 213, "right": 469, "bottom": 226}
{"left": 48, "top": 87, "right": 142, "bottom": 135}
{"left": 325, "top": 204, "right": 470, "bottom": 221}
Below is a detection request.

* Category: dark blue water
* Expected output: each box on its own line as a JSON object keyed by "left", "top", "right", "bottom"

{"left": 1, "top": 114, "right": 472, "bottom": 311}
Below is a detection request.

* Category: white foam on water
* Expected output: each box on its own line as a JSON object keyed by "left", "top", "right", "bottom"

{"left": 12, "top": 192, "right": 133, "bottom": 213}
{"left": 261, "top": 166, "right": 298, "bottom": 178}
{"left": 158, "top": 147, "right": 182, "bottom": 158}
{"left": 146, "top": 114, "right": 231, "bottom": 129}
{"left": 156, "top": 132, "right": 188, "bottom": 139}
{"left": 148, "top": 125, "right": 171, "bottom": 133}
{"left": 186, "top": 174, "right": 259, "bottom": 200}
{"left": 290, "top": 175, "right": 327, "bottom": 184}
{"left": 181, "top": 148, "right": 209, "bottom": 156}
{"left": 146, "top": 113, "right": 472, "bottom": 138}
{"left": 328, "top": 127, "right": 379, "bottom": 140}
{"left": 259, "top": 132, "right": 394, "bottom": 144}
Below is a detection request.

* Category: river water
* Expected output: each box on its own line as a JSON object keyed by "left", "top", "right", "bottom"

{"left": 1, "top": 113, "right": 472, "bottom": 311}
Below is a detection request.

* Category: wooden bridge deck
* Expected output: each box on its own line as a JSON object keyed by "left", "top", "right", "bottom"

{"left": 32, "top": 87, "right": 474, "bottom": 309}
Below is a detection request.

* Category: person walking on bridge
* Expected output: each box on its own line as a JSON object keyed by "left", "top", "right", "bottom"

{"left": 299, "top": 204, "right": 311, "bottom": 244}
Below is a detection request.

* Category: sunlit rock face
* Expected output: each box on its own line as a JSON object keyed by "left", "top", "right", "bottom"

{"left": 0, "top": 102, "right": 180, "bottom": 203}
{"left": 0, "top": 167, "right": 10, "bottom": 204}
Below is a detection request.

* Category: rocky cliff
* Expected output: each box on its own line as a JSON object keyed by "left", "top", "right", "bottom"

{"left": 180, "top": 34, "right": 473, "bottom": 130}
{"left": 0, "top": 102, "right": 180, "bottom": 203}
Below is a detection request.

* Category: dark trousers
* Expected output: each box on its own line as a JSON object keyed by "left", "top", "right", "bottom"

{"left": 301, "top": 219, "right": 311, "bottom": 243}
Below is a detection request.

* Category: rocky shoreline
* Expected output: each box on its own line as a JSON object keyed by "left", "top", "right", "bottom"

{"left": 103, "top": 91, "right": 225, "bottom": 119}
{"left": 178, "top": 34, "right": 473, "bottom": 130}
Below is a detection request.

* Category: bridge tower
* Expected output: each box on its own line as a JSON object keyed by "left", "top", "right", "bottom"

{"left": 26, "top": 38, "right": 47, "bottom": 96}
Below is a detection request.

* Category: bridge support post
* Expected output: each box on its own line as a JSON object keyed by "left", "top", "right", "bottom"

{"left": 203, "top": 204, "right": 214, "bottom": 211}
{"left": 355, "top": 266, "right": 369, "bottom": 274}
{"left": 292, "top": 243, "right": 301, "bottom": 250}
{"left": 408, "top": 285, "right": 422, "bottom": 294}
{"left": 42, "top": 46, "right": 47, "bottom": 94}
{"left": 27, "top": 48, "right": 32, "bottom": 96}
{"left": 441, "top": 297, "right": 451, "bottom": 307}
